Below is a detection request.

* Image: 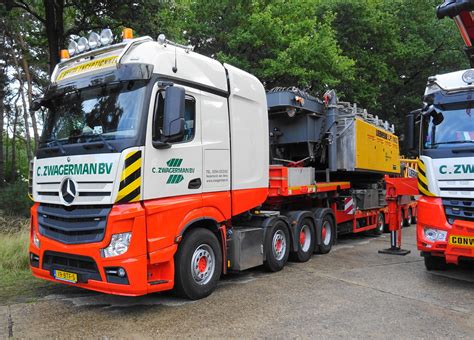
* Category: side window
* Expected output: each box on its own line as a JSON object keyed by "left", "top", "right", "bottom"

{"left": 153, "top": 90, "right": 196, "bottom": 143}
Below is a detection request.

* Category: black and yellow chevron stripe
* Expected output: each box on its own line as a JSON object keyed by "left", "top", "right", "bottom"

{"left": 116, "top": 150, "right": 142, "bottom": 203}
{"left": 417, "top": 159, "right": 434, "bottom": 197}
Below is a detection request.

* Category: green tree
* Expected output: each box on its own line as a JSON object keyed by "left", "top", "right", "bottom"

{"left": 315, "top": 0, "right": 468, "bottom": 128}
{"left": 185, "top": 0, "right": 354, "bottom": 94}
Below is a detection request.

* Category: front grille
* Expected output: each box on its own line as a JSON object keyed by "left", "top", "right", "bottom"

{"left": 42, "top": 251, "right": 102, "bottom": 281}
{"left": 37, "top": 203, "right": 111, "bottom": 244}
{"left": 443, "top": 198, "right": 474, "bottom": 224}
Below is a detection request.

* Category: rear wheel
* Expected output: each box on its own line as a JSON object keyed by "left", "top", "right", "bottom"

{"left": 373, "top": 212, "right": 384, "bottom": 236}
{"left": 174, "top": 228, "right": 222, "bottom": 300}
{"left": 403, "top": 208, "right": 411, "bottom": 227}
{"left": 317, "top": 213, "right": 335, "bottom": 254}
{"left": 424, "top": 255, "right": 447, "bottom": 271}
{"left": 264, "top": 220, "right": 290, "bottom": 272}
{"left": 409, "top": 208, "right": 417, "bottom": 224}
{"left": 290, "top": 218, "right": 315, "bottom": 262}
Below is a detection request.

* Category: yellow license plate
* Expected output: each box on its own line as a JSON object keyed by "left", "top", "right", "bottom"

{"left": 449, "top": 235, "right": 474, "bottom": 248}
{"left": 54, "top": 269, "right": 78, "bottom": 283}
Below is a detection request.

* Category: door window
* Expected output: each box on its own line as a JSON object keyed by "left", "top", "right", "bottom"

{"left": 154, "top": 91, "right": 196, "bottom": 143}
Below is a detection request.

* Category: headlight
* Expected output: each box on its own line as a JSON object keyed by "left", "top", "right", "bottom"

{"left": 101, "top": 232, "right": 132, "bottom": 258}
{"left": 424, "top": 228, "right": 447, "bottom": 242}
{"left": 33, "top": 232, "right": 40, "bottom": 249}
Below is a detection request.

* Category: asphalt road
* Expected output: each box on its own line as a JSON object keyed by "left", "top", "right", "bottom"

{"left": 2, "top": 225, "right": 473, "bottom": 339}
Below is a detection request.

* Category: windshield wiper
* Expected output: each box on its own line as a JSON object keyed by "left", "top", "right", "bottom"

{"left": 92, "top": 133, "right": 116, "bottom": 152}
{"left": 431, "top": 140, "right": 474, "bottom": 146}
{"left": 39, "top": 139, "right": 66, "bottom": 155}
{"left": 71, "top": 133, "right": 116, "bottom": 152}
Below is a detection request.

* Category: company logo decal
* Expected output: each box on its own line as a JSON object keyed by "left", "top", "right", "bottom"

{"left": 56, "top": 55, "right": 118, "bottom": 81}
{"left": 152, "top": 158, "right": 195, "bottom": 184}
{"left": 439, "top": 164, "right": 474, "bottom": 174}
{"left": 36, "top": 162, "right": 113, "bottom": 177}
{"left": 60, "top": 178, "right": 77, "bottom": 205}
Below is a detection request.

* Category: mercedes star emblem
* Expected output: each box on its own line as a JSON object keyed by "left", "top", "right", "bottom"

{"left": 60, "top": 178, "right": 77, "bottom": 204}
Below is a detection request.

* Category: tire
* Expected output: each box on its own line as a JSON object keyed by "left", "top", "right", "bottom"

{"left": 403, "top": 208, "right": 411, "bottom": 227}
{"left": 174, "top": 228, "right": 222, "bottom": 300}
{"left": 290, "top": 218, "right": 315, "bottom": 262}
{"left": 424, "top": 255, "right": 447, "bottom": 271}
{"left": 373, "top": 212, "right": 384, "bottom": 236}
{"left": 410, "top": 208, "right": 417, "bottom": 224}
{"left": 317, "top": 212, "right": 335, "bottom": 254}
{"left": 264, "top": 220, "right": 290, "bottom": 272}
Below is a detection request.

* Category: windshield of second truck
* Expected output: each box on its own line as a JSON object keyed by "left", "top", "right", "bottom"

{"left": 424, "top": 102, "right": 474, "bottom": 149}
{"left": 40, "top": 80, "right": 146, "bottom": 148}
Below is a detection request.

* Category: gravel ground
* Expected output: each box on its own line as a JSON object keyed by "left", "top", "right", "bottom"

{"left": 1, "top": 225, "right": 473, "bottom": 339}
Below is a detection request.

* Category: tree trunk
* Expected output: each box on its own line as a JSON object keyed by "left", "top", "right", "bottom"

{"left": 43, "top": 0, "right": 65, "bottom": 74}
{"left": 16, "top": 33, "right": 39, "bottom": 151}
{"left": 20, "top": 87, "right": 33, "bottom": 162}
{"left": 0, "top": 80, "right": 4, "bottom": 186}
{"left": 11, "top": 47, "right": 33, "bottom": 162}
{"left": 11, "top": 104, "right": 19, "bottom": 181}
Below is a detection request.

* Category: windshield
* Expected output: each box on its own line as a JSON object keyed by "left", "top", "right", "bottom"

{"left": 423, "top": 103, "right": 474, "bottom": 149}
{"left": 40, "top": 80, "right": 147, "bottom": 147}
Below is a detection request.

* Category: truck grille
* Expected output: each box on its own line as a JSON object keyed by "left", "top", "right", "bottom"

{"left": 37, "top": 203, "right": 111, "bottom": 244}
{"left": 42, "top": 251, "right": 102, "bottom": 281}
{"left": 443, "top": 199, "right": 474, "bottom": 224}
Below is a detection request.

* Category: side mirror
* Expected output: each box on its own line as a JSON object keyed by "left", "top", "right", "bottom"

{"left": 405, "top": 110, "right": 417, "bottom": 151}
{"left": 432, "top": 111, "right": 444, "bottom": 126}
{"left": 30, "top": 98, "right": 43, "bottom": 112}
{"left": 162, "top": 86, "right": 185, "bottom": 141}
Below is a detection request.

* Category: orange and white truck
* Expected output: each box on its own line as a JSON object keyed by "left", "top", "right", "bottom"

{"left": 29, "top": 29, "right": 414, "bottom": 299}
{"left": 405, "top": 1, "right": 474, "bottom": 270}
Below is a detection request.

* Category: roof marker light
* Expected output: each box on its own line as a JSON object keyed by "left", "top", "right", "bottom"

{"left": 67, "top": 40, "right": 78, "bottom": 56}
{"left": 59, "top": 49, "right": 70, "bottom": 61}
{"left": 77, "top": 37, "right": 90, "bottom": 53}
{"left": 88, "top": 32, "right": 101, "bottom": 49}
{"left": 100, "top": 28, "right": 114, "bottom": 46}
{"left": 122, "top": 28, "right": 133, "bottom": 41}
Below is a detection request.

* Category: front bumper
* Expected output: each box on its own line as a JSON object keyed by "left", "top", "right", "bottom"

{"left": 417, "top": 196, "right": 474, "bottom": 264}
{"left": 29, "top": 202, "right": 175, "bottom": 296}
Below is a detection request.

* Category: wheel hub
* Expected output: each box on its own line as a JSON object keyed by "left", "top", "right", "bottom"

{"left": 191, "top": 244, "right": 215, "bottom": 285}
{"left": 299, "top": 231, "right": 306, "bottom": 247}
{"left": 299, "top": 224, "right": 311, "bottom": 252}
{"left": 322, "top": 221, "right": 331, "bottom": 246}
{"left": 272, "top": 230, "right": 287, "bottom": 261}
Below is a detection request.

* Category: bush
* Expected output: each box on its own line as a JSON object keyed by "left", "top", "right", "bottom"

{"left": 0, "top": 181, "right": 33, "bottom": 217}
{"left": 0, "top": 230, "right": 30, "bottom": 272}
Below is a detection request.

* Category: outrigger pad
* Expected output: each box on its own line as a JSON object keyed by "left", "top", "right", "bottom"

{"left": 378, "top": 247, "right": 411, "bottom": 256}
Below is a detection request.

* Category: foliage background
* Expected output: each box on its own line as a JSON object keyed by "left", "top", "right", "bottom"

{"left": 0, "top": 0, "right": 469, "bottom": 216}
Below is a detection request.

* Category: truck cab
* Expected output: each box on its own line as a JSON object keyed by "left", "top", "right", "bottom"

{"left": 30, "top": 31, "right": 269, "bottom": 298}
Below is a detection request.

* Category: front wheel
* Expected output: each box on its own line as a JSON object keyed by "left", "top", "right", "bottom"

{"left": 424, "top": 255, "right": 447, "bottom": 271}
{"left": 174, "top": 228, "right": 222, "bottom": 300}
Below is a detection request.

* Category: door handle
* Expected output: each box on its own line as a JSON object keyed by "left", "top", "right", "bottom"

{"left": 188, "top": 178, "right": 201, "bottom": 189}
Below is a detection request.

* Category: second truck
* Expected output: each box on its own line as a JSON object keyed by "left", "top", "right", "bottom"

{"left": 407, "top": 0, "right": 474, "bottom": 271}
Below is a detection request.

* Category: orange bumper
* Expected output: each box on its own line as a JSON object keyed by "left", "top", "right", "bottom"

{"left": 417, "top": 196, "right": 474, "bottom": 264}
{"left": 29, "top": 202, "right": 175, "bottom": 296}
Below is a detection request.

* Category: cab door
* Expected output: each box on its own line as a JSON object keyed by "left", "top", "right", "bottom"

{"left": 143, "top": 84, "right": 202, "bottom": 200}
